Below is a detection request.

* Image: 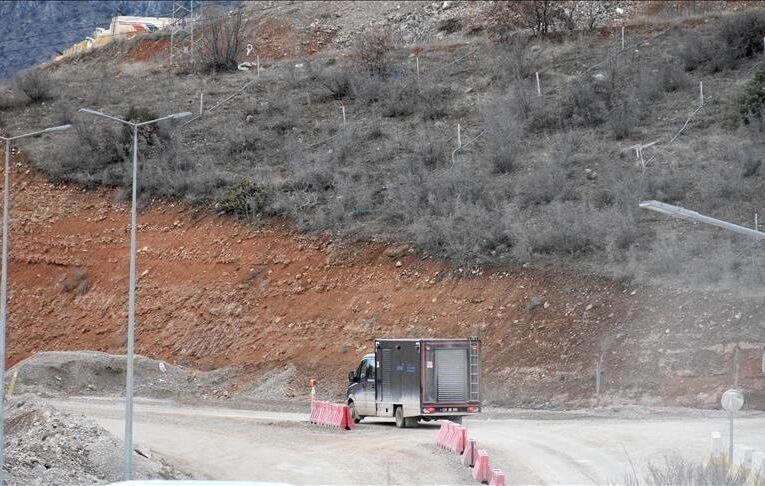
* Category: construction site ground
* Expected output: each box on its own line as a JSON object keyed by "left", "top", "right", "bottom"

{"left": 49, "top": 395, "right": 765, "bottom": 485}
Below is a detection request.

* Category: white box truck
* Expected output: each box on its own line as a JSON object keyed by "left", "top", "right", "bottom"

{"left": 346, "top": 337, "right": 481, "bottom": 428}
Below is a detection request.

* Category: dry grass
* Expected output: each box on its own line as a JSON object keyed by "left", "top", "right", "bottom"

{"left": 617, "top": 455, "right": 746, "bottom": 486}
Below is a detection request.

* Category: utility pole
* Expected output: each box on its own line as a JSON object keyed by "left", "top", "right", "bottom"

{"left": 169, "top": 0, "right": 196, "bottom": 67}
{"left": 0, "top": 124, "right": 71, "bottom": 486}
{"left": 78, "top": 108, "right": 191, "bottom": 480}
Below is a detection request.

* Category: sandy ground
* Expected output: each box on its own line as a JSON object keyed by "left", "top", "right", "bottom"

{"left": 50, "top": 397, "right": 765, "bottom": 485}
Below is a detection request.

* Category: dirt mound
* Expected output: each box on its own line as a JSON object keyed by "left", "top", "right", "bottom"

{"left": 8, "top": 351, "right": 238, "bottom": 401}
{"left": 5, "top": 395, "right": 188, "bottom": 485}
{"left": 240, "top": 364, "right": 300, "bottom": 400}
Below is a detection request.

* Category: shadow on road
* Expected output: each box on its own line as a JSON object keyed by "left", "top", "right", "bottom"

{"left": 359, "top": 420, "right": 441, "bottom": 429}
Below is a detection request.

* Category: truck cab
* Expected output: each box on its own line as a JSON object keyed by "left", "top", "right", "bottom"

{"left": 347, "top": 353, "right": 376, "bottom": 421}
{"left": 347, "top": 338, "right": 481, "bottom": 428}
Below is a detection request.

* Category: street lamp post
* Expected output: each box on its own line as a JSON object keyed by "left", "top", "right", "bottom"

{"left": 640, "top": 199, "right": 761, "bottom": 463}
{"left": 78, "top": 108, "right": 191, "bottom": 480}
{"left": 0, "top": 124, "right": 71, "bottom": 485}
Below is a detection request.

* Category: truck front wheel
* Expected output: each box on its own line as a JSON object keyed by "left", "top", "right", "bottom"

{"left": 394, "top": 406, "right": 406, "bottom": 428}
{"left": 349, "top": 401, "right": 362, "bottom": 424}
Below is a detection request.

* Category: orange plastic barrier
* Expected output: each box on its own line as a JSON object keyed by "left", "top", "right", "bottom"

{"left": 309, "top": 399, "right": 354, "bottom": 430}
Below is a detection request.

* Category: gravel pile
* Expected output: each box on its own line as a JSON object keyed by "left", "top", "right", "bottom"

{"left": 4, "top": 395, "right": 188, "bottom": 485}
{"left": 8, "top": 351, "right": 239, "bottom": 401}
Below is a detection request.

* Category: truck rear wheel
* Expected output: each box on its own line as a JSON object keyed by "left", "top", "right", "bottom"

{"left": 394, "top": 406, "right": 406, "bottom": 428}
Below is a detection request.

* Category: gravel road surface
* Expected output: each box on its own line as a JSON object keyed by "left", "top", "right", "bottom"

{"left": 50, "top": 398, "right": 765, "bottom": 485}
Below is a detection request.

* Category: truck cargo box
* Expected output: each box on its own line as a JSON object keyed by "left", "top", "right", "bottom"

{"left": 347, "top": 337, "right": 481, "bottom": 427}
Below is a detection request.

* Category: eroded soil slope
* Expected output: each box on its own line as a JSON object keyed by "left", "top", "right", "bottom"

{"left": 3, "top": 153, "right": 764, "bottom": 408}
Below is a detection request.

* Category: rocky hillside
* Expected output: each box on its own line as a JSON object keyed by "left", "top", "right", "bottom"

{"left": 0, "top": 1, "right": 763, "bottom": 409}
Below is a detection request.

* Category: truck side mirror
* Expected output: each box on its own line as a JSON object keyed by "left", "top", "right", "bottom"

{"left": 348, "top": 371, "right": 356, "bottom": 383}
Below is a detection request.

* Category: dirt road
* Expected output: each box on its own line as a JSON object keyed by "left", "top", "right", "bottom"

{"left": 50, "top": 397, "right": 765, "bottom": 485}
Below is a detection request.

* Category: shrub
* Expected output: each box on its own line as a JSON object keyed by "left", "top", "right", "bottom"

{"left": 350, "top": 73, "right": 385, "bottom": 105}
{"left": 198, "top": 7, "right": 245, "bottom": 72}
{"left": 738, "top": 67, "right": 765, "bottom": 130}
{"left": 417, "top": 142, "right": 448, "bottom": 169}
{"left": 716, "top": 10, "right": 765, "bottom": 63}
{"left": 482, "top": 96, "right": 524, "bottom": 173}
{"left": 680, "top": 10, "right": 765, "bottom": 73}
{"left": 216, "top": 179, "right": 269, "bottom": 215}
{"left": 13, "top": 68, "right": 53, "bottom": 102}
{"left": 381, "top": 83, "right": 417, "bottom": 118}
{"left": 659, "top": 63, "right": 689, "bottom": 92}
{"left": 523, "top": 202, "right": 600, "bottom": 256}
{"left": 678, "top": 34, "right": 712, "bottom": 72}
{"left": 437, "top": 18, "right": 462, "bottom": 34}
{"left": 738, "top": 145, "right": 762, "bottom": 177}
{"left": 564, "top": 79, "right": 607, "bottom": 127}
{"left": 645, "top": 173, "right": 693, "bottom": 203}
{"left": 228, "top": 126, "right": 262, "bottom": 156}
{"left": 318, "top": 66, "right": 354, "bottom": 101}
{"left": 352, "top": 29, "right": 394, "bottom": 78}
{"left": 418, "top": 82, "right": 450, "bottom": 121}
{"left": 608, "top": 97, "right": 640, "bottom": 140}
{"left": 515, "top": 157, "right": 567, "bottom": 207}
{"left": 121, "top": 106, "right": 171, "bottom": 154}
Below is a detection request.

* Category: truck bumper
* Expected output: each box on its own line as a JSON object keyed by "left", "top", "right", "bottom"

{"left": 420, "top": 404, "right": 481, "bottom": 416}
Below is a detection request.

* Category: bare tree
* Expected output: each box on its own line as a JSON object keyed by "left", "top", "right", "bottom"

{"left": 517, "top": 1, "right": 563, "bottom": 37}
{"left": 198, "top": 7, "right": 245, "bottom": 72}
{"left": 581, "top": 1, "right": 605, "bottom": 30}
{"left": 352, "top": 29, "right": 394, "bottom": 79}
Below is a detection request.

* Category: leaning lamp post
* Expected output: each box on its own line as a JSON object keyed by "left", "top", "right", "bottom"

{"left": 78, "top": 108, "right": 191, "bottom": 480}
{"left": 640, "top": 199, "right": 764, "bottom": 463}
{"left": 0, "top": 124, "right": 71, "bottom": 486}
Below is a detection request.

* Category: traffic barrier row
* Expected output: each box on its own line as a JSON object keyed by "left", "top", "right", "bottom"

{"left": 748, "top": 451, "right": 765, "bottom": 486}
{"left": 436, "top": 420, "right": 467, "bottom": 454}
{"left": 731, "top": 445, "right": 755, "bottom": 476}
{"left": 706, "top": 431, "right": 725, "bottom": 466}
{"left": 435, "top": 420, "right": 507, "bottom": 485}
{"left": 705, "top": 431, "right": 765, "bottom": 485}
{"left": 309, "top": 399, "right": 355, "bottom": 430}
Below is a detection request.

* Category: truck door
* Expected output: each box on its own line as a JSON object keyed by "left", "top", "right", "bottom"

{"left": 358, "top": 357, "right": 376, "bottom": 415}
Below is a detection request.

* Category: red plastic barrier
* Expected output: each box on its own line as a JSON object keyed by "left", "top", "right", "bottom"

{"left": 461, "top": 438, "right": 478, "bottom": 467}
{"left": 472, "top": 450, "right": 492, "bottom": 484}
{"left": 489, "top": 469, "right": 506, "bottom": 486}
{"left": 437, "top": 420, "right": 455, "bottom": 449}
{"left": 436, "top": 421, "right": 468, "bottom": 455}
{"left": 452, "top": 425, "right": 467, "bottom": 455}
{"left": 309, "top": 400, "right": 354, "bottom": 430}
